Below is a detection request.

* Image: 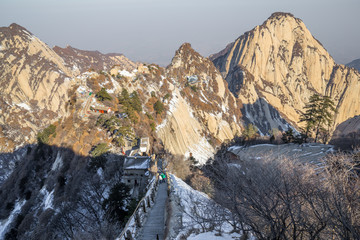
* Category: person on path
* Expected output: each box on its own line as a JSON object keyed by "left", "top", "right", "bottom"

{"left": 161, "top": 173, "right": 166, "bottom": 182}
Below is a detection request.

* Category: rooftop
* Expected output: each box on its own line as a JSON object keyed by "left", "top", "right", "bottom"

{"left": 123, "top": 156, "right": 151, "bottom": 170}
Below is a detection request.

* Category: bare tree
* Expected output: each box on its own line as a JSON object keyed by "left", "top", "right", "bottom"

{"left": 321, "top": 152, "right": 360, "bottom": 239}
{"left": 204, "top": 150, "right": 360, "bottom": 240}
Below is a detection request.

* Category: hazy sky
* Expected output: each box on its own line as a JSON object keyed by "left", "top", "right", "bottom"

{"left": 1, "top": 0, "right": 359, "bottom": 66}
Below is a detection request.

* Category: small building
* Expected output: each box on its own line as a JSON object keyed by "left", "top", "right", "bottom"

{"left": 122, "top": 156, "right": 151, "bottom": 197}
{"left": 140, "top": 137, "right": 150, "bottom": 155}
{"left": 90, "top": 106, "right": 112, "bottom": 114}
{"left": 186, "top": 75, "right": 199, "bottom": 85}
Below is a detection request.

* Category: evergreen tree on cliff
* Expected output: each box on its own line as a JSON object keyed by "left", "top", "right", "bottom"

{"left": 300, "top": 94, "right": 336, "bottom": 143}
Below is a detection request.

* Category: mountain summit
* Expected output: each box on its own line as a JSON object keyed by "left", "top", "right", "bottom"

{"left": 211, "top": 12, "right": 360, "bottom": 133}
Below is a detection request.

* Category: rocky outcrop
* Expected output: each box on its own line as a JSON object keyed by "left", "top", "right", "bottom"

{"left": 326, "top": 65, "right": 360, "bottom": 125}
{"left": 0, "top": 24, "right": 75, "bottom": 151}
{"left": 53, "top": 45, "right": 138, "bottom": 73}
{"left": 156, "top": 43, "right": 242, "bottom": 163}
{"left": 211, "top": 12, "right": 360, "bottom": 133}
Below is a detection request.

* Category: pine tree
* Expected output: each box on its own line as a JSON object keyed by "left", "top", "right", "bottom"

{"left": 96, "top": 88, "right": 112, "bottom": 101}
{"left": 299, "top": 94, "right": 336, "bottom": 143}
{"left": 130, "top": 91, "right": 142, "bottom": 112}
{"left": 153, "top": 100, "right": 164, "bottom": 115}
{"left": 242, "top": 124, "right": 258, "bottom": 141}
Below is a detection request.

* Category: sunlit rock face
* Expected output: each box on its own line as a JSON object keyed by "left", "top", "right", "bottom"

{"left": 0, "top": 24, "right": 75, "bottom": 151}
{"left": 211, "top": 12, "right": 360, "bottom": 132}
{"left": 157, "top": 43, "right": 242, "bottom": 163}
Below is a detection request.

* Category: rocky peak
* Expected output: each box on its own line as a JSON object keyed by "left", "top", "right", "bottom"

{"left": 168, "top": 42, "right": 204, "bottom": 69}
{"left": 265, "top": 12, "right": 296, "bottom": 22}
{"left": 211, "top": 12, "right": 360, "bottom": 136}
{"left": 154, "top": 43, "right": 243, "bottom": 162}
{"left": 3, "top": 23, "right": 31, "bottom": 36}
{"left": 0, "top": 23, "right": 75, "bottom": 151}
{"left": 211, "top": 12, "right": 337, "bottom": 130}
{"left": 167, "top": 43, "right": 230, "bottom": 98}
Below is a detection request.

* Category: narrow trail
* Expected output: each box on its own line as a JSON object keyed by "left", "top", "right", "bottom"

{"left": 81, "top": 94, "right": 93, "bottom": 117}
{"left": 137, "top": 181, "right": 168, "bottom": 240}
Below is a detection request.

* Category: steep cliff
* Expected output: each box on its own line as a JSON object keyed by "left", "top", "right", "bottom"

{"left": 211, "top": 12, "right": 360, "bottom": 133}
{"left": 0, "top": 24, "right": 75, "bottom": 151}
{"left": 156, "top": 43, "right": 242, "bottom": 163}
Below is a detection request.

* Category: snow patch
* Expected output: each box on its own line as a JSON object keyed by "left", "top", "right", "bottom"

{"left": 72, "top": 64, "right": 79, "bottom": 72}
{"left": 249, "top": 144, "right": 277, "bottom": 148}
{"left": 200, "top": 91, "right": 209, "bottom": 103}
{"left": 184, "top": 137, "right": 214, "bottom": 164}
{"left": 233, "top": 115, "right": 237, "bottom": 122}
{"left": 170, "top": 175, "right": 246, "bottom": 239}
{"left": 76, "top": 85, "right": 88, "bottom": 94}
{"left": 118, "top": 70, "right": 134, "bottom": 78}
{"left": 156, "top": 90, "right": 179, "bottom": 131}
{"left": 0, "top": 199, "right": 26, "bottom": 239}
{"left": 228, "top": 145, "right": 243, "bottom": 151}
{"left": 110, "top": 76, "right": 121, "bottom": 92}
{"left": 16, "top": 103, "right": 31, "bottom": 111}
{"left": 97, "top": 168, "right": 104, "bottom": 178}
{"left": 22, "top": 29, "right": 35, "bottom": 41}
{"left": 188, "top": 231, "right": 242, "bottom": 240}
{"left": 51, "top": 152, "right": 63, "bottom": 171}
{"left": 40, "top": 188, "right": 54, "bottom": 210}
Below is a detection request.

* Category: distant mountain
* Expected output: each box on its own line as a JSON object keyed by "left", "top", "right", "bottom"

{"left": 346, "top": 58, "right": 360, "bottom": 72}
{"left": 53, "top": 45, "right": 138, "bottom": 73}
{"left": 211, "top": 12, "right": 360, "bottom": 134}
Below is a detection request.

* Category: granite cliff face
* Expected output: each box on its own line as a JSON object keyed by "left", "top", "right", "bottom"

{"left": 0, "top": 24, "right": 75, "bottom": 151}
{"left": 156, "top": 43, "right": 241, "bottom": 163}
{"left": 211, "top": 12, "right": 360, "bottom": 133}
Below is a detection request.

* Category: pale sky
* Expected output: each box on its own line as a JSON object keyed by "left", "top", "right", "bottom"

{"left": 1, "top": 0, "right": 359, "bottom": 66}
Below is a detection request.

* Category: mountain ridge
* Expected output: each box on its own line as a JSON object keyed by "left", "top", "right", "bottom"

{"left": 53, "top": 45, "right": 138, "bottom": 73}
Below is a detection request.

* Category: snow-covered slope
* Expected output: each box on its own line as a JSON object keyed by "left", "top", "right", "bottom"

{"left": 168, "top": 174, "right": 244, "bottom": 239}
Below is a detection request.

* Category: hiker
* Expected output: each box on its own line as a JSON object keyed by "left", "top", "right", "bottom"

{"left": 158, "top": 174, "right": 163, "bottom": 183}
{"left": 161, "top": 173, "right": 166, "bottom": 183}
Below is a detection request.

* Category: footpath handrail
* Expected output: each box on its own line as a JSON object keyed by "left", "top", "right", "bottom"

{"left": 164, "top": 172, "right": 173, "bottom": 239}
{"left": 116, "top": 174, "right": 158, "bottom": 240}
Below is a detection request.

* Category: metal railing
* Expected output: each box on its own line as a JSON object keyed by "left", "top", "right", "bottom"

{"left": 116, "top": 174, "right": 158, "bottom": 240}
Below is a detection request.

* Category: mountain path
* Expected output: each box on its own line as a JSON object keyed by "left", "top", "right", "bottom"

{"left": 137, "top": 181, "right": 168, "bottom": 240}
